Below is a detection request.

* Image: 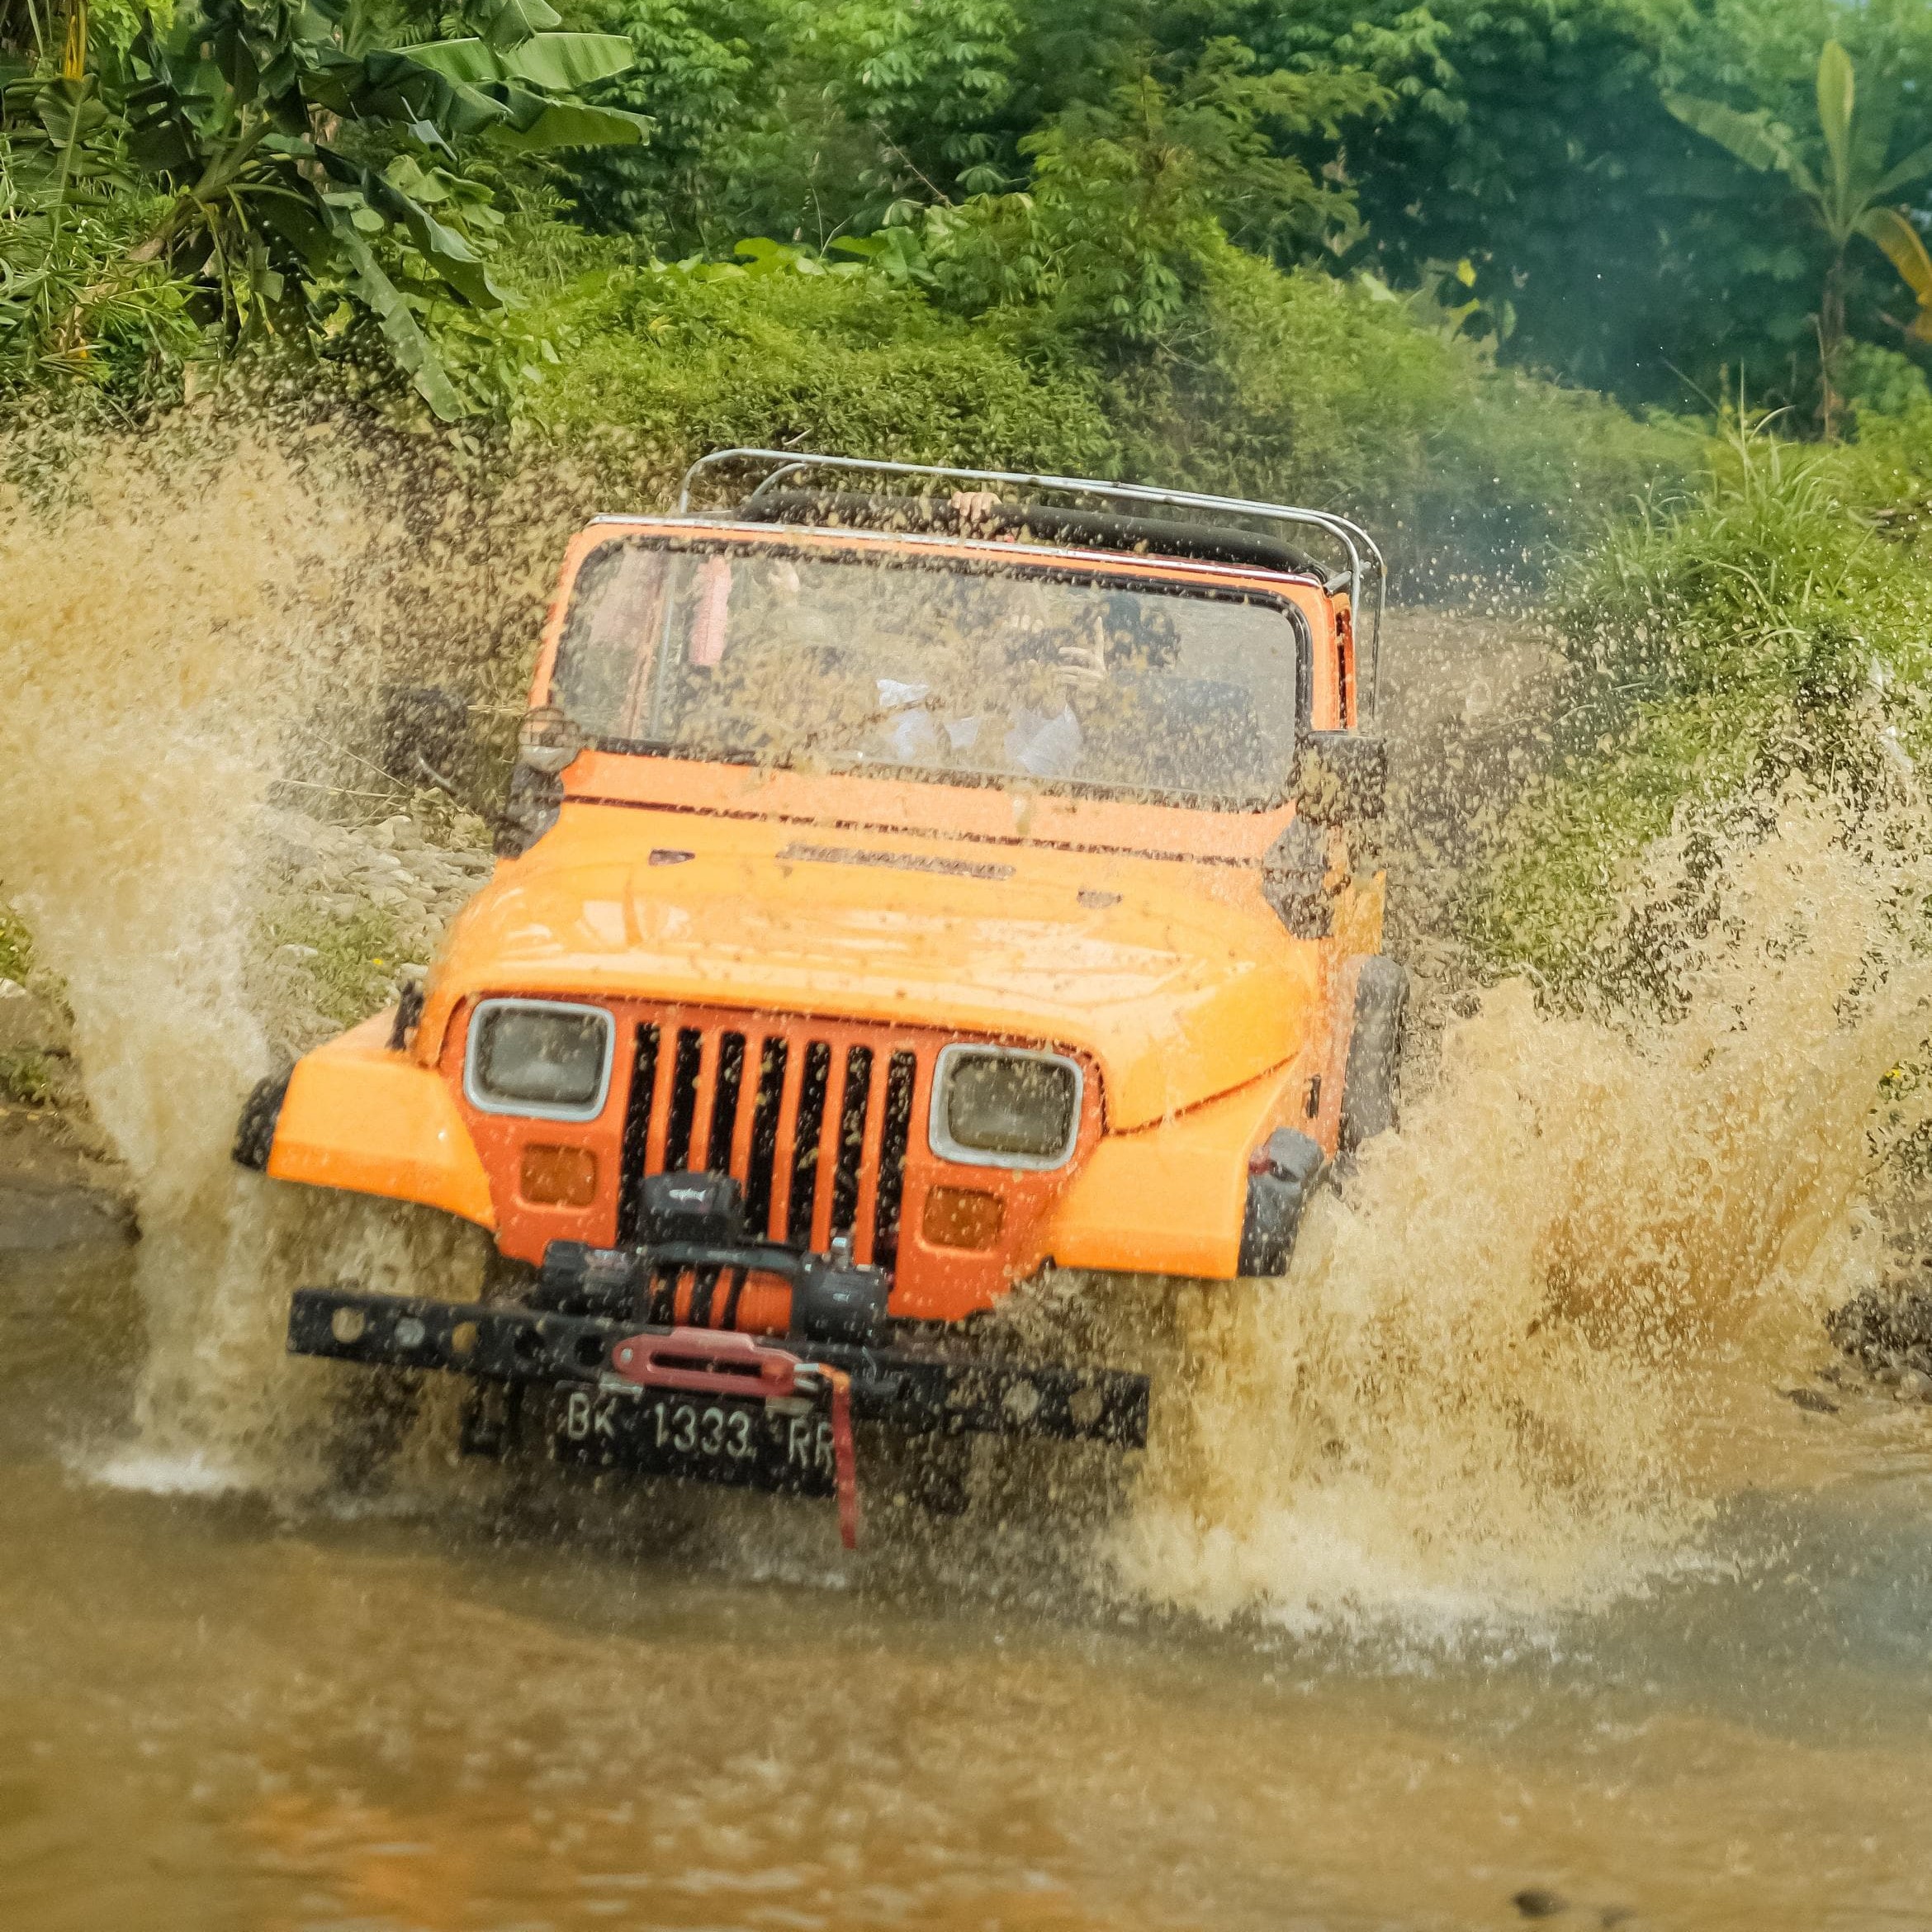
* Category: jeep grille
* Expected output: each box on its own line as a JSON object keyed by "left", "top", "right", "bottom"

{"left": 613, "top": 1010, "right": 922, "bottom": 1266}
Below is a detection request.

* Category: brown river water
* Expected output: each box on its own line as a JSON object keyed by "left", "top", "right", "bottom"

{"left": 8, "top": 425, "right": 1932, "bottom": 1930}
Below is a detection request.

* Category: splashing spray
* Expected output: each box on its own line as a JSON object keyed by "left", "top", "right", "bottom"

{"left": 5, "top": 419, "right": 1929, "bottom": 1629}
{"left": 1115, "top": 801, "right": 1932, "bottom": 1633}
{"left": 0, "top": 419, "right": 560, "bottom": 1488}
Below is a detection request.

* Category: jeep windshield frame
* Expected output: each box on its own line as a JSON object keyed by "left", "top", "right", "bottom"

{"left": 547, "top": 530, "right": 1316, "bottom": 813}
{"left": 676, "top": 446, "right": 1385, "bottom": 720}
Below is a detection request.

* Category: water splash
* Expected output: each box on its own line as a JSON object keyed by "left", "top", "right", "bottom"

{"left": 0, "top": 419, "right": 552, "bottom": 1486}
{"left": 5, "top": 418, "right": 1929, "bottom": 1631}
{"left": 1115, "top": 801, "right": 1932, "bottom": 1633}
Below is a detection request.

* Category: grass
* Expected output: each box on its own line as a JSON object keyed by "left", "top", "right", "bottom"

{"left": 0, "top": 1050, "right": 57, "bottom": 1107}
{"left": 0, "top": 901, "right": 32, "bottom": 985}
{"left": 260, "top": 903, "right": 405, "bottom": 1030}
{"left": 1466, "top": 402, "right": 1932, "bottom": 993}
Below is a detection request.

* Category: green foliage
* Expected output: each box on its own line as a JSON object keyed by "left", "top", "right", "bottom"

{"left": 117, "top": 0, "right": 649, "bottom": 417}
{"left": 1469, "top": 410, "right": 1932, "bottom": 987}
{"left": 0, "top": 0, "right": 653, "bottom": 417}
{"left": 513, "top": 218, "right": 1690, "bottom": 584}
{"left": 1235, "top": 0, "right": 1932, "bottom": 412}
{"left": 1466, "top": 694, "right": 1773, "bottom": 998}
{"left": 0, "top": 1049, "right": 56, "bottom": 1106}
{"left": 1099, "top": 245, "right": 1694, "bottom": 575}
{"left": 534, "top": 253, "right": 1120, "bottom": 481}
{"left": 570, "top": 0, "right": 1030, "bottom": 251}
{"left": 555, "top": 0, "right": 1932, "bottom": 413}
{"left": 815, "top": 0, "right": 1020, "bottom": 197}
{"left": 905, "top": 59, "right": 1385, "bottom": 358}
{"left": 566, "top": 0, "right": 759, "bottom": 250}
{"left": 0, "top": 119, "right": 202, "bottom": 395}
{"left": 1667, "top": 38, "right": 1932, "bottom": 431}
{"left": 262, "top": 902, "right": 405, "bottom": 1027}
{"left": 569, "top": 0, "right": 1386, "bottom": 267}
{"left": 0, "top": 901, "right": 31, "bottom": 984}
{"left": 1843, "top": 341, "right": 1932, "bottom": 421}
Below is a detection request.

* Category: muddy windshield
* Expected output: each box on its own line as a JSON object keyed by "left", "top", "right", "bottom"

{"left": 549, "top": 538, "right": 1306, "bottom": 805}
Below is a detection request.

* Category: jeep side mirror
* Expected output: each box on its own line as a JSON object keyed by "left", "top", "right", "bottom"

{"left": 1290, "top": 731, "right": 1386, "bottom": 823}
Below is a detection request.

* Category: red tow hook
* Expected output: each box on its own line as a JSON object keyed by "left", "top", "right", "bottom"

{"left": 820, "top": 1366, "right": 859, "bottom": 1551}
{"left": 606, "top": 1328, "right": 861, "bottom": 1551}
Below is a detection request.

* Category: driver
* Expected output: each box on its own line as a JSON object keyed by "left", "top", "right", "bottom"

{"left": 996, "top": 591, "right": 1181, "bottom": 779}
{"left": 857, "top": 580, "right": 1181, "bottom": 782}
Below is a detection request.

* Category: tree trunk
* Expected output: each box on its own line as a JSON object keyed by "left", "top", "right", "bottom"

{"left": 1819, "top": 253, "right": 1847, "bottom": 442}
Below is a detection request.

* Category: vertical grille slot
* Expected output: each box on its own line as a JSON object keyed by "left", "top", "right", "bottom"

{"left": 611, "top": 1011, "right": 941, "bottom": 1268}
{"left": 743, "top": 1037, "right": 788, "bottom": 1236}
{"left": 707, "top": 1031, "right": 746, "bottom": 1175}
{"left": 871, "top": 1049, "right": 917, "bottom": 1266}
{"left": 663, "top": 1027, "right": 703, "bottom": 1171}
{"left": 829, "top": 1045, "right": 874, "bottom": 1238}
{"left": 616, "top": 1022, "right": 661, "bottom": 1242}
{"left": 786, "top": 1041, "right": 833, "bottom": 1243}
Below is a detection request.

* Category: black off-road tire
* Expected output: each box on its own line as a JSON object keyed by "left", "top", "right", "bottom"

{"left": 1339, "top": 957, "right": 1409, "bottom": 1153}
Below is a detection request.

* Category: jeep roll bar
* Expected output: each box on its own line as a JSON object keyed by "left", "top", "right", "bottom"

{"left": 674, "top": 447, "right": 1388, "bottom": 722}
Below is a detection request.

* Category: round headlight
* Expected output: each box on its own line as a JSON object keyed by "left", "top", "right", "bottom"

{"left": 466, "top": 1000, "right": 613, "bottom": 1119}
{"left": 930, "top": 1046, "right": 1082, "bottom": 1168}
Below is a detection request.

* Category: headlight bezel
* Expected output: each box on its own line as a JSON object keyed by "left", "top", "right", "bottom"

{"left": 463, "top": 997, "right": 615, "bottom": 1122}
{"left": 927, "top": 1042, "right": 1085, "bottom": 1172}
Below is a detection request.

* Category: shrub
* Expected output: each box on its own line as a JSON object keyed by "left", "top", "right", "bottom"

{"left": 1467, "top": 412, "right": 1932, "bottom": 988}
{"left": 514, "top": 232, "right": 1693, "bottom": 586}
{"left": 531, "top": 257, "right": 1121, "bottom": 491}
{"left": 1103, "top": 246, "right": 1697, "bottom": 583}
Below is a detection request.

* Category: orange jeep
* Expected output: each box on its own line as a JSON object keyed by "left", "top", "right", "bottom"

{"left": 236, "top": 451, "right": 1404, "bottom": 1537}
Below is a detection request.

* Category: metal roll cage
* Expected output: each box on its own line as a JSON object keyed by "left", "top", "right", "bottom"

{"left": 674, "top": 447, "right": 1387, "bottom": 722}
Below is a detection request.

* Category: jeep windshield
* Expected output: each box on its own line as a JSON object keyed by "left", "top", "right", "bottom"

{"left": 550, "top": 537, "right": 1308, "bottom": 807}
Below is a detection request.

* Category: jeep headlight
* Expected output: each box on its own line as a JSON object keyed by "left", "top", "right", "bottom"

{"left": 465, "top": 999, "right": 613, "bottom": 1119}
{"left": 930, "top": 1044, "right": 1082, "bottom": 1169}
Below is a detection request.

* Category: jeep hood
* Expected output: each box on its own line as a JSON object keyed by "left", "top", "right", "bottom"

{"left": 425, "top": 803, "right": 1319, "bottom": 1128}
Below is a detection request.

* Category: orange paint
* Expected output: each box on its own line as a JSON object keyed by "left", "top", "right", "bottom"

{"left": 266, "top": 503, "right": 1391, "bottom": 1311}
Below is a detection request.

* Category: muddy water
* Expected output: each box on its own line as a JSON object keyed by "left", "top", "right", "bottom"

{"left": 12, "top": 429, "right": 1932, "bottom": 1926}
{"left": 13, "top": 1239, "right": 1932, "bottom": 1931}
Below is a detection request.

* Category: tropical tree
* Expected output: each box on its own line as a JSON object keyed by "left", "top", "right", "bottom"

{"left": 2, "top": 0, "right": 653, "bottom": 415}
{"left": 1667, "top": 40, "right": 1932, "bottom": 437}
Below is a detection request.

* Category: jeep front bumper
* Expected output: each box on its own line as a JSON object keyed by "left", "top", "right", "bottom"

{"left": 288, "top": 1286, "right": 1150, "bottom": 1466}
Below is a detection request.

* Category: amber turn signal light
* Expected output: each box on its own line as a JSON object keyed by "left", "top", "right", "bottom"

{"left": 521, "top": 1144, "right": 599, "bottom": 1207}
{"left": 922, "top": 1186, "right": 1005, "bottom": 1251}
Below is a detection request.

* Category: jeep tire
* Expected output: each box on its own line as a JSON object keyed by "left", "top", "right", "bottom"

{"left": 1339, "top": 957, "right": 1409, "bottom": 1153}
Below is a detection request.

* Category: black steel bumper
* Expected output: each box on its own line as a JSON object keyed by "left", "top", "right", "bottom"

{"left": 287, "top": 1287, "right": 1150, "bottom": 1449}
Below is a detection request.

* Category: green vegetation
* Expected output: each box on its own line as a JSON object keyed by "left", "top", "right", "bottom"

{"left": 7, "top": 0, "right": 1932, "bottom": 1006}
{"left": 0, "top": 902, "right": 54, "bottom": 1105}
{"left": 1, "top": 0, "right": 654, "bottom": 418}
{"left": 1667, "top": 40, "right": 1932, "bottom": 438}
{"left": 260, "top": 902, "right": 405, "bottom": 1028}
{"left": 16, "top": 0, "right": 1926, "bottom": 474}
{"left": 0, "top": 1049, "right": 57, "bottom": 1106}
{"left": 1469, "top": 393, "right": 1932, "bottom": 991}
{"left": 0, "top": 901, "right": 31, "bottom": 985}
{"left": 8, "top": 0, "right": 1930, "bottom": 442}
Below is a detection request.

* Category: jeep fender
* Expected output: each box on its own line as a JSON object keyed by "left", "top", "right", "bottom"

{"left": 246, "top": 1011, "right": 497, "bottom": 1229}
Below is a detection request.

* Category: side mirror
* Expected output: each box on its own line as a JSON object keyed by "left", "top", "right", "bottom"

{"left": 1290, "top": 731, "right": 1386, "bottom": 823}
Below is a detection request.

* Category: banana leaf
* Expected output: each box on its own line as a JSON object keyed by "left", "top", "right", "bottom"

{"left": 324, "top": 211, "right": 466, "bottom": 421}
{"left": 395, "top": 32, "right": 636, "bottom": 93}
{"left": 478, "top": 0, "right": 562, "bottom": 53}
{"left": 490, "top": 97, "right": 650, "bottom": 151}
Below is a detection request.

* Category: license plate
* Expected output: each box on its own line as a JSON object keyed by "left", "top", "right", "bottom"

{"left": 549, "top": 1385, "right": 837, "bottom": 1497}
